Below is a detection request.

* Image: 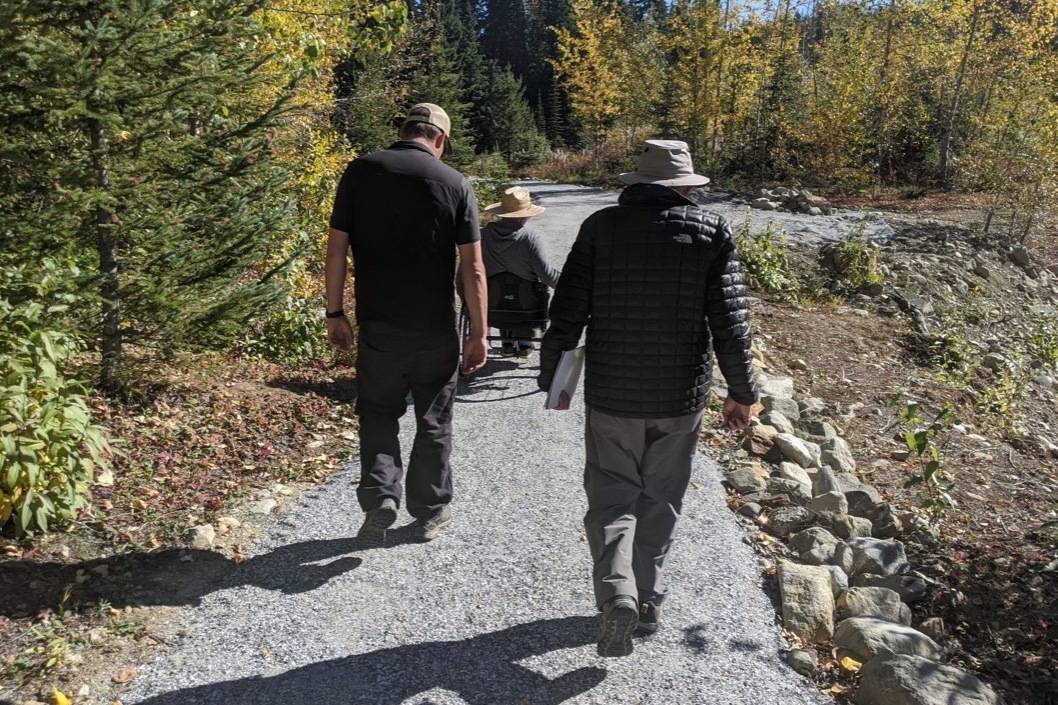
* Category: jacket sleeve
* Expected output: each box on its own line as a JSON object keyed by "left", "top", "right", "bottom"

{"left": 707, "top": 219, "right": 759, "bottom": 405}
{"left": 527, "top": 233, "right": 561, "bottom": 288}
{"left": 538, "top": 219, "right": 595, "bottom": 391}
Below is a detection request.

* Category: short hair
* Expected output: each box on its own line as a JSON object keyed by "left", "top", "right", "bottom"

{"left": 399, "top": 120, "right": 444, "bottom": 141}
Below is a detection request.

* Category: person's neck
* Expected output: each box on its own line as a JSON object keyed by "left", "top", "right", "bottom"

{"left": 405, "top": 137, "right": 440, "bottom": 159}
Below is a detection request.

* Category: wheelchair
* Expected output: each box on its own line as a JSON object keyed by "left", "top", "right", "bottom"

{"left": 458, "top": 272, "right": 549, "bottom": 362}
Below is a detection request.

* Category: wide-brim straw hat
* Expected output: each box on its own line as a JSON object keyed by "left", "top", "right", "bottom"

{"left": 619, "top": 140, "right": 710, "bottom": 187}
{"left": 485, "top": 186, "right": 546, "bottom": 218}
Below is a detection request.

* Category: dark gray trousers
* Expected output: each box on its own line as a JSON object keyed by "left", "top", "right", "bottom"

{"left": 355, "top": 325, "right": 459, "bottom": 519}
{"left": 583, "top": 408, "right": 705, "bottom": 610}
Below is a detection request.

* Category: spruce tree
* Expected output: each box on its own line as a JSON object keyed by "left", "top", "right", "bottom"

{"left": 481, "top": 0, "right": 532, "bottom": 78}
{"left": 477, "top": 64, "right": 551, "bottom": 165}
{"left": 0, "top": 0, "right": 312, "bottom": 388}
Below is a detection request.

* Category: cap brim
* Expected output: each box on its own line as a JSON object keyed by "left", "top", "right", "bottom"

{"left": 618, "top": 172, "right": 710, "bottom": 187}
{"left": 484, "top": 204, "right": 546, "bottom": 218}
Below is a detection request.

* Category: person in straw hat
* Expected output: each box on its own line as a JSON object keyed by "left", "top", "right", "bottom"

{"left": 325, "top": 103, "right": 489, "bottom": 545}
{"left": 482, "top": 186, "right": 559, "bottom": 356}
{"left": 539, "top": 140, "right": 758, "bottom": 657}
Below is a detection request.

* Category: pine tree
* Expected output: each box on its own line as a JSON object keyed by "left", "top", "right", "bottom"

{"left": 477, "top": 64, "right": 551, "bottom": 165}
{"left": 481, "top": 0, "right": 532, "bottom": 77}
{"left": 0, "top": 0, "right": 321, "bottom": 387}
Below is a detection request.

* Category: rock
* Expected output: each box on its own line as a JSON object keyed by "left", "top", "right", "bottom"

{"left": 855, "top": 654, "right": 1000, "bottom": 705}
{"left": 742, "top": 491, "right": 793, "bottom": 508}
{"left": 799, "top": 397, "right": 826, "bottom": 415}
{"left": 190, "top": 524, "right": 216, "bottom": 550}
{"left": 767, "top": 477, "right": 811, "bottom": 504}
{"left": 835, "top": 618, "right": 944, "bottom": 663}
{"left": 890, "top": 449, "right": 910, "bottom": 461}
{"left": 808, "top": 490, "right": 848, "bottom": 516}
{"left": 805, "top": 420, "right": 837, "bottom": 439}
{"left": 847, "top": 537, "right": 909, "bottom": 576}
{"left": 813, "top": 465, "right": 842, "bottom": 496}
{"left": 786, "top": 648, "right": 818, "bottom": 677}
{"left": 826, "top": 565, "right": 849, "bottom": 596}
{"left": 777, "top": 462, "right": 813, "bottom": 495}
{"left": 759, "top": 374, "right": 795, "bottom": 399}
{"left": 806, "top": 206, "right": 823, "bottom": 216}
{"left": 216, "top": 516, "right": 241, "bottom": 534}
{"left": 1034, "top": 373, "right": 1054, "bottom": 389}
{"left": 725, "top": 467, "right": 768, "bottom": 494}
{"left": 743, "top": 424, "right": 781, "bottom": 459}
{"left": 250, "top": 498, "right": 278, "bottom": 515}
{"left": 789, "top": 358, "right": 809, "bottom": 371}
{"left": 843, "top": 481, "right": 901, "bottom": 536}
{"left": 981, "top": 352, "right": 1008, "bottom": 371}
{"left": 760, "top": 411, "right": 796, "bottom": 434}
{"left": 821, "top": 437, "right": 856, "bottom": 473}
{"left": 752, "top": 197, "right": 781, "bottom": 211}
{"left": 832, "top": 541, "right": 856, "bottom": 575}
{"left": 762, "top": 395, "right": 801, "bottom": 421}
{"left": 778, "top": 561, "right": 836, "bottom": 643}
{"left": 775, "top": 433, "right": 818, "bottom": 468}
{"left": 852, "top": 573, "right": 929, "bottom": 603}
{"left": 1010, "top": 245, "right": 1032, "bottom": 268}
{"left": 836, "top": 587, "right": 912, "bottom": 625}
{"left": 767, "top": 506, "right": 811, "bottom": 538}
{"left": 789, "top": 526, "right": 843, "bottom": 565}
{"left": 919, "top": 616, "right": 946, "bottom": 643}
{"left": 972, "top": 261, "right": 991, "bottom": 279}
{"left": 738, "top": 502, "right": 763, "bottom": 519}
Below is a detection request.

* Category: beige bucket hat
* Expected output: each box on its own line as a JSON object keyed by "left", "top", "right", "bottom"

{"left": 619, "top": 140, "right": 710, "bottom": 187}
{"left": 485, "top": 186, "right": 546, "bottom": 219}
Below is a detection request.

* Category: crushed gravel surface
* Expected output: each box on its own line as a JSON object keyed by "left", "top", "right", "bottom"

{"left": 123, "top": 184, "right": 825, "bottom": 705}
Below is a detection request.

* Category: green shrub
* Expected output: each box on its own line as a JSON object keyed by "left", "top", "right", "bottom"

{"left": 1029, "top": 316, "right": 1058, "bottom": 368}
{"left": 0, "top": 261, "right": 109, "bottom": 533}
{"left": 242, "top": 296, "right": 329, "bottom": 364}
{"left": 735, "top": 220, "right": 796, "bottom": 294}
{"left": 824, "top": 230, "right": 883, "bottom": 292}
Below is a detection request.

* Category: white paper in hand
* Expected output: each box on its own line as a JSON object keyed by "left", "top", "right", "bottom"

{"left": 545, "top": 346, "right": 585, "bottom": 409}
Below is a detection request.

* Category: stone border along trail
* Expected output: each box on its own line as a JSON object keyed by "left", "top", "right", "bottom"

{"left": 123, "top": 183, "right": 826, "bottom": 705}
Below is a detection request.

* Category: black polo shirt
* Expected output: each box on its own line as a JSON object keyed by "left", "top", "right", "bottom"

{"left": 329, "top": 141, "right": 480, "bottom": 335}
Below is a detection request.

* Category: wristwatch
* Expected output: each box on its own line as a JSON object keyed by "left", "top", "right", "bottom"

{"left": 325, "top": 309, "right": 345, "bottom": 319}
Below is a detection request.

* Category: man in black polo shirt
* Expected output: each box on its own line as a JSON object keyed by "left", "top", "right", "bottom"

{"left": 325, "top": 103, "right": 488, "bottom": 544}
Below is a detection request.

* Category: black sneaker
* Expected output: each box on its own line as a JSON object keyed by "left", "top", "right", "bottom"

{"left": 415, "top": 506, "right": 452, "bottom": 541}
{"left": 357, "top": 498, "right": 397, "bottom": 545}
{"left": 597, "top": 596, "right": 638, "bottom": 657}
{"left": 637, "top": 601, "right": 661, "bottom": 635}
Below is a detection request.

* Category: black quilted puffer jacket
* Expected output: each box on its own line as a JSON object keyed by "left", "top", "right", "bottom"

{"left": 539, "top": 183, "right": 758, "bottom": 418}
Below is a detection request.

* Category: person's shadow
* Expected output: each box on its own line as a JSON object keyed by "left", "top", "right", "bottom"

{"left": 0, "top": 528, "right": 428, "bottom": 618}
{"left": 132, "top": 615, "right": 605, "bottom": 705}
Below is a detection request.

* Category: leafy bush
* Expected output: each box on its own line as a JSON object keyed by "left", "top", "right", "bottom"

{"left": 735, "top": 220, "right": 796, "bottom": 295}
{"left": 0, "top": 261, "right": 109, "bottom": 533}
{"left": 1029, "top": 316, "right": 1058, "bottom": 368}
{"left": 890, "top": 397, "right": 957, "bottom": 521}
{"left": 823, "top": 230, "right": 883, "bottom": 292}
{"left": 242, "top": 296, "right": 329, "bottom": 364}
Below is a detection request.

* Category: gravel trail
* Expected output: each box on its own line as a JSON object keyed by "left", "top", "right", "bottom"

{"left": 124, "top": 184, "right": 825, "bottom": 705}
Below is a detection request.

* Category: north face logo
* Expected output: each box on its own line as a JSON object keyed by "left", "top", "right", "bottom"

{"left": 672, "top": 233, "right": 693, "bottom": 244}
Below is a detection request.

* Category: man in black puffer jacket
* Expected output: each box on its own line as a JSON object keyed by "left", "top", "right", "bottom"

{"left": 539, "top": 140, "right": 758, "bottom": 658}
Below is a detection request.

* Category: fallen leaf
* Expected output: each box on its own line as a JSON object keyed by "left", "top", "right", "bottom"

{"left": 52, "top": 688, "right": 71, "bottom": 705}
{"left": 112, "top": 666, "right": 137, "bottom": 684}
{"left": 839, "top": 655, "right": 862, "bottom": 672}
{"left": 95, "top": 468, "right": 115, "bottom": 486}
{"left": 827, "top": 684, "right": 848, "bottom": 694}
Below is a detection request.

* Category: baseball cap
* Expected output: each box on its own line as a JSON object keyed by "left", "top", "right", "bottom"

{"left": 403, "top": 103, "right": 452, "bottom": 154}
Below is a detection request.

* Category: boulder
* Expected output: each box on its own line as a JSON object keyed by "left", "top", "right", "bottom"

{"left": 821, "top": 437, "right": 856, "bottom": 473}
{"left": 919, "top": 616, "right": 946, "bottom": 643}
{"left": 743, "top": 424, "right": 782, "bottom": 460}
{"left": 789, "top": 527, "right": 843, "bottom": 565}
{"left": 762, "top": 395, "right": 801, "bottom": 421}
{"left": 778, "top": 561, "right": 835, "bottom": 643}
{"left": 767, "top": 506, "right": 811, "bottom": 538}
{"left": 832, "top": 541, "right": 856, "bottom": 575}
{"left": 855, "top": 654, "right": 1000, "bottom": 705}
{"left": 777, "top": 462, "right": 813, "bottom": 495}
{"left": 759, "top": 374, "right": 795, "bottom": 400}
{"left": 752, "top": 197, "right": 781, "bottom": 211}
{"left": 826, "top": 565, "right": 849, "bottom": 596}
{"left": 847, "top": 537, "right": 909, "bottom": 576}
{"left": 836, "top": 587, "right": 912, "bottom": 625}
{"left": 726, "top": 467, "right": 768, "bottom": 494}
{"left": 808, "top": 491, "right": 848, "bottom": 516}
{"left": 250, "top": 498, "right": 278, "bottom": 515}
{"left": 805, "top": 420, "right": 837, "bottom": 439}
{"left": 738, "top": 502, "right": 763, "bottom": 519}
{"left": 799, "top": 397, "right": 827, "bottom": 415}
{"left": 851, "top": 573, "right": 929, "bottom": 603}
{"left": 787, "top": 648, "right": 818, "bottom": 677}
{"left": 813, "top": 466, "right": 842, "bottom": 496}
{"left": 775, "top": 433, "right": 818, "bottom": 468}
{"left": 816, "top": 511, "right": 873, "bottom": 540}
{"left": 834, "top": 618, "right": 945, "bottom": 663}
{"left": 767, "top": 477, "right": 811, "bottom": 504}
{"left": 760, "top": 411, "right": 796, "bottom": 435}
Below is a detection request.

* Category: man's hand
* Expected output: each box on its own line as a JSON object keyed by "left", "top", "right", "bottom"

{"left": 326, "top": 316, "right": 354, "bottom": 350}
{"left": 462, "top": 335, "right": 487, "bottom": 374}
{"left": 721, "top": 397, "right": 754, "bottom": 432}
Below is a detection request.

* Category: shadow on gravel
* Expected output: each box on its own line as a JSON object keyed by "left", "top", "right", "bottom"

{"left": 0, "top": 535, "right": 408, "bottom": 617}
{"left": 132, "top": 616, "right": 606, "bottom": 705}
{"left": 457, "top": 358, "right": 543, "bottom": 403}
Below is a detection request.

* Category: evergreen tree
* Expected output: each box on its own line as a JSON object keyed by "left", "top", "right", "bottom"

{"left": 477, "top": 64, "right": 551, "bottom": 165}
{"left": 0, "top": 0, "right": 316, "bottom": 388}
{"left": 481, "top": 0, "right": 532, "bottom": 78}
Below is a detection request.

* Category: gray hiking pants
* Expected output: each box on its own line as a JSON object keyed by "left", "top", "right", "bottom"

{"left": 583, "top": 408, "right": 705, "bottom": 610}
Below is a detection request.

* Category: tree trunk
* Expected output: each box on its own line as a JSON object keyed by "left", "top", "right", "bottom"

{"left": 938, "top": 3, "right": 981, "bottom": 187}
{"left": 89, "top": 118, "right": 121, "bottom": 391}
